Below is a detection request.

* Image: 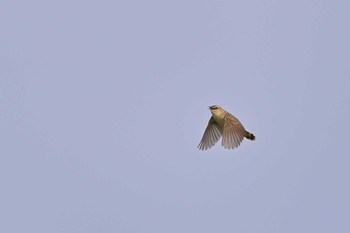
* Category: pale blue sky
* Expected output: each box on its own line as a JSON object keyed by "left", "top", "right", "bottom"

{"left": 1, "top": 0, "right": 350, "bottom": 232}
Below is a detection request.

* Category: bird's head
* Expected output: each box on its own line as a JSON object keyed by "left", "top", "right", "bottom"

{"left": 208, "top": 105, "right": 224, "bottom": 115}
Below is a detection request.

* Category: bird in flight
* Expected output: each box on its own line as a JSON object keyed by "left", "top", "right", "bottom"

{"left": 198, "top": 105, "right": 255, "bottom": 150}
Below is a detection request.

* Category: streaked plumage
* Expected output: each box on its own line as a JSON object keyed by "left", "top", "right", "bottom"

{"left": 198, "top": 105, "right": 255, "bottom": 150}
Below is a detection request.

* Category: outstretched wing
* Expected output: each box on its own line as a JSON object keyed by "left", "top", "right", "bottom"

{"left": 221, "top": 113, "right": 246, "bottom": 149}
{"left": 198, "top": 117, "right": 223, "bottom": 150}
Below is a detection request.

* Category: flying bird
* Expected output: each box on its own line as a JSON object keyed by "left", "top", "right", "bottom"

{"left": 198, "top": 105, "right": 255, "bottom": 150}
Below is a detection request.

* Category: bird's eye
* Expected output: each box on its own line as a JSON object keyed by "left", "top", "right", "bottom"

{"left": 209, "top": 106, "right": 218, "bottom": 110}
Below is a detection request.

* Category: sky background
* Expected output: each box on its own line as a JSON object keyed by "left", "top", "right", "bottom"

{"left": 1, "top": 0, "right": 350, "bottom": 232}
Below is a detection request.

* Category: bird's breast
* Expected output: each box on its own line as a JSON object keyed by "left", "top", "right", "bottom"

{"left": 212, "top": 113, "right": 226, "bottom": 127}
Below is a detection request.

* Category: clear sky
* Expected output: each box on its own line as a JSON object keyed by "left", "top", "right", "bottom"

{"left": 1, "top": 0, "right": 349, "bottom": 232}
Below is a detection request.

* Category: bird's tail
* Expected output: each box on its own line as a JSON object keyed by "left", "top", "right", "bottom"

{"left": 245, "top": 131, "right": 256, "bottom": 140}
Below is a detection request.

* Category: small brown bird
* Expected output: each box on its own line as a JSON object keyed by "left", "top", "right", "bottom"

{"left": 198, "top": 105, "right": 255, "bottom": 150}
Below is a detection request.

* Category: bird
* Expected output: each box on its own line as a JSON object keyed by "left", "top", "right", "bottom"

{"left": 198, "top": 105, "right": 255, "bottom": 150}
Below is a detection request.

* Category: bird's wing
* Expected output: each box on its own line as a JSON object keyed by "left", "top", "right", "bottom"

{"left": 222, "top": 113, "right": 246, "bottom": 149}
{"left": 198, "top": 117, "right": 223, "bottom": 150}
